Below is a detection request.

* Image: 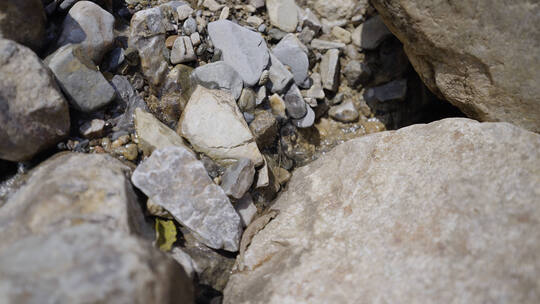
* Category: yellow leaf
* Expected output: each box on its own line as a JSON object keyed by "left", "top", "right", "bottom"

{"left": 155, "top": 218, "right": 177, "bottom": 252}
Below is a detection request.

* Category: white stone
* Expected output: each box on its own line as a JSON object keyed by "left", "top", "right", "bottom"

{"left": 266, "top": 0, "right": 299, "bottom": 32}
{"left": 170, "top": 36, "right": 196, "bottom": 64}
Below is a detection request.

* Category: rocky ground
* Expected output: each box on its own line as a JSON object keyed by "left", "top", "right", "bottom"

{"left": 0, "top": 0, "right": 539, "bottom": 303}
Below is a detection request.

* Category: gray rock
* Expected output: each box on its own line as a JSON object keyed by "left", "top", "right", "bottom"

{"left": 364, "top": 79, "right": 408, "bottom": 111}
{"left": 344, "top": 60, "right": 371, "bottom": 87}
{"left": 266, "top": 0, "right": 298, "bottom": 33}
{"left": 183, "top": 17, "right": 197, "bottom": 35}
{"left": 178, "top": 86, "right": 264, "bottom": 166}
{"left": 56, "top": 1, "right": 115, "bottom": 64}
{"left": 103, "top": 47, "right": 125, "bottom": 72}
{"left": 128, "top": 7, "right": 168, "bottom": 86}
{"left": 176, "top": 4, "right": 193, "bottom": 21}
{"left": 47, "top": 44, "right": 116, "bottom": 112}
{"left": 111, "top": 75, "right": 148, "bottom": 136}
{"left": 320, "top": 49, "right": 340, "bottom": 92}
{"left": 134, "top": 108, "right": 187, "bottom": 156}
{"left": 268, "top": 28, "right": 288, "bottom": 41}
{"left": 190, "top": 32, "right": 201, "bottom": 46}
{"left": 256, "top": 85, "right": 267, "bottom": 105}
{"left": 79, "top": 118, "right": 105, "bottom": 138}
{"left": 170, "top": 36, "right": 196, "bottom": 64}
{"left": 238, "top": 88, "right": 257, "bottom": 112}
{"left": 224, "top": 118, "right": 540, "bottom": 304}
{"left": 328, "top": 100, "right": 359, "bottom": 123}
{"left": 169, "top": 247, "right": 198, "bottom": 279}
{"left": 0, "top": 225, "right": 194, "bottom": 304}
{"left": 203, "top": 0, "right": 223, "bottom": 12}
{"left": 298, "top": 27, "right": 316, "bottom": 45}
{"left": 235, "top": 193, "right": 257, "bottom": 227}
{"left": 249, "top": 110, "right": 278, "bottom": 149}
{"left": 351, "top": 15, "right": 392, "bottom": 50}
{"left": 208, "top": 20, "right": 270, "bottom": 86}
{"left": 0, "top": 0, "right": 46, "bottom": 51}
{"left": 190, "top": 61, "right": 244, "bottom": 100}
{"left": 310, "top": 39, "right": 346, "bottom": 50}
{"left": 300, "top": 8, "right": 322, "bottom": 33}
{"left": 221, "top": 158, "right": 256, "bottom": 200}
{"left": 132, "top": 146, "right": 243, "bottom": 252}
{"left": 0, "top": 153, "right": 148, "bottom": 248}
{"left": 267, "top": 53, "right": 294, "bottom": 93}
{"left": 0, "top": 39, "right": 70, "bottom": 162}
{"left": 310, "top": 0, "right": 367, "bottom": 21}
{"left": 291, "top": 104, "right": 315, "bottom": 128}
{"left": 284, "top": 84, "right": 308, "bottom": 119}
{"left": 332, "top": 26, "right": 352, "bottom": 44}
{"left": 272, "top": 34, "right": 309, "bottom": 87}
{"left": 303, "top": 72, "right": 325, "bottom": 99}
{"left": 250, "top": 0, "right": 265, "bottom": 9}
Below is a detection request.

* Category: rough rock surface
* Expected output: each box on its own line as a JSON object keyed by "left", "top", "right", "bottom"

{"left": 0, "top": 225, "right": 194, "bottom": 304}
{"left": 371, "top": 0, "right": 540, "bottom": 132}
{"left": 178, "top": 86, "right": 263, "bottom": 166}
{"left": 56, "top": 1, "right": 115, "bottom": 64}
{"left": 0, "top": 0, "right": 46, "bottom": 51}
{"left": 132, "top": 146, "right": 243, "bottom": 252}
{"left": 0, "top": 153, "right": 147, "bottom": 248}
{"left": 0, "top": 39, "right": 70, "bottom": 162}
{"left": 208, "top": 20, "right": 270, "bottom": 86}
{"left": 190, "top": 61, "right": 243, "bottom": 100}
{"left": 224, "top": 118, "right": 540, "bottom": 304}
{"left": 308, "top": 0, "right": 368, "bottom": 21}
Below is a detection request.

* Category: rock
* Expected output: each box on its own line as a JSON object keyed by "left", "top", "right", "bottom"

{"left": 269, "top": 93, "right": 287, "bottom": 121}
{"left": 371, "top": 0, "right": 540, "bottom": 132}
{"left": 203, "top": 0, "right": 223, "bottom": 11}
{"left": 320, "top": 49, "right": 340, "bottom": 92}
{"left": 0, "top": 225, "right": 194, "bottom": 304}
{"left": 0, "top": 0, "right": 46, "bottom": 51}
{"left": 178, "top": 86, "right": 264, "bottom": 166}
{"left": 272, "top": 34, "right": 309, "bottom": 87}
{"left": 176, "top": 5, "right": 193, "bottom": 21}
{"left": 310, "top": 0, "right": 367, "bottom": 21}
{"left": 190, "top": 32, "right": 201, "bottom": 46}
{"left": 0, "top": 39, "right": 70, "bottom": 162}
{"left": 331, "top": 26, "right": 351, "bottom": 44}
{"left": 238, "top": 88, "right": 257, "bottom": 112}
{"left": 208, "top": 20, "right": 270, "bottom": 86}
{"left": 235, "top": 194, "right": 257, "bottom": 227}
{"left": 224, "top": 118, "right": 540, "bottom": 304}
{"left": 182, "top": 17, "right": 197, "bottom": 35}
{"left": 247, "top": 16, "right": 264, "bottom": 28}
{"left": 190, "top": 61, "right": 243, "bottom": 100}
{"left": 79, "top": 118, "right": 105, "bottom": 139}
{"left": 103, "top": 47, "right": 125, "bottom": 72}
{"left": 351, "top": 15, "right": 392, "bottom": 50}
{"left": 110, "top": 75, "right": 148, "bottom": 136}
{"left": 128, "top": 7, "right": 168, "bottom": 86}
{"left": 47, "top": 44, "right": 116, "bottom": 112}
{"left": 268, "top": 28, "right": 288, "bottom": 41}
{"left": 364, "top": 79, "right": 408, "bottom": 111}
{"left": 249, "top": 110, "right": 278, "bottom": 149}
{"left": 134, "top": 108, "right": 187, "bottom": 156}
{"left": 300, "top": 8, "right": 322, "bottom": 33}
{"left": 166, "top": 35, "right": 178, "bottom": 49}
{"left": 56, "top": 1, "right": 115, "bottom": 64}
{"left": 132, "top": 146, "right": 243, "bottom": 252}
{"left": 256, "top": 86, "right": 267, "bottom": 105}
{"left": 250, "top": 0, "right": 265, "bottom": 9}
{"left": 219, "top": 6, "right": 230, "bottom": 20}
{"left": 170, "top": 36, "right": 196, "bottom": 64}
{"left": 284, "top": 84, "right": 308, "bottom": 119}
{"left": 0, "top": 153, "right": 148, "bottom": 248}
{"left": 310, "top": 39, "right": 345, "bottom": 50}
{"left": 221, "top": 158, "right": 256, "bottom": 200}
{"left": 303, "top": 73, "right": 325, "bottom": 99}
{"left": 344, "top": 60, "right": 371, "bottom": 87}
{"left": 267, "top": 53, "right": 294, "bottom": 93}
{"left": 291, "top": 104, "right": 315, "bottom": 128}
{"left": 170, "top": 247, "right": 198, "bottom": 279}
{"left": 328, "top": 100, "right": 359, "bottom": 123}
{"left": 266, "top": 0, "right": 298, "bottom": 33}
{"left": 298, "top": 27, "right": 315, "bottom": 45}
{"left": 156, "top": 64, "right": 194, "bottom": 127}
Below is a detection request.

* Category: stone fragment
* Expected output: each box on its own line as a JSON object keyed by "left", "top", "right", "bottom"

{"left": 0, "top": 225, "right": 194, "bottom": 304}
{"left": 250, "top": 0, "right": 265, "bottom": 9}
{"left": 0, "top": 153, "right": 148, "bottom": 247}
{"left": 269, "top": 94, "right": 287, "bottom": 121}
{"left": 351, "top": 15, "right": 392, "bottom": 50}
{"left": 79, "top": 119, "right": 105, "bottom": 139}
{"left": 165, "top": 35, "right": 178, "bottom": 49}
{"left": 176, "top": 4, "right": 193, "bottom": 21}
{"left": 110, "top": 75, "right": 149, "bottom": 136}
{"left": 267, "top": 53, "right": 294, "bottom": 93}
{"left": 247, "top": 16, "right": 264, "bottom": 27}
{"left": 204, "top": 0, "right": 224, "bottom": 11}
{"left": 312, "top": 0, "right": 367, "bottom": 21}
{"left": 132, "top": 146, "right": 243, "bottom": 251}
{"left": 178, "top": 86, "right": 264, "bottom": 166}
{"left": 364, "top": 79, "right": 408, "bottom": 111}
{"left": 190, "top": 32, "right": 201, "bottom": 46}
{"left": 266, "top": 0, "right": 298, "bottom": 32}
{"left": 0, "top": 39, "right": 70, "bottom": 162}
{"left": 303, "top": 72, "right": 325, "bottom": 99}
{"left": 224, "top": 118, "right": 540, "bottom": 304}
{"left": 56, "top": 1, "right": 115, "bottom": 64}
{"left": 208, "top": 20, "right": 270, "bottom": 86}
{"left": 328, "top": 100, "right": 359, "bottom": 123}
{"left": 298, "top": 27, "right": 316, "bottom": 45}
{"left": 272, "top": 34, "right": 309, "bottom": 87}
{"left": 170, "top": 247, "right": 198, "bottom": 279}
{"left": 300, "top": 8, "right": 322, "bottom": 33}
{"left": 344, "top": 60, "right": 371, "bottom": 87}
{"left": 190, "top": 61, "right": 243, "bottom": 100}
{"left": 256, "top": 86, "right": 267, "bottom": 105}
{"left": 310, "top": 39, "right": 346, "bottom": 50}
{"left": 249, "top": 110, "right": 278, "bottom": 149}
{"left": 284, "top": 84, "right": 308, "bottom": 119}
{"left": 182, "top": 17, "right": 197, "bottom": 35}
{"left": 47, "top": 44, "right": 116, "bottom": 112}
{"left": 0, "top": 0, "right": 46, "bottom": 51}
{"left": 221, "top": 158, "right": 256, "bottom": 199}
{"left": 134, "top": 108, "right": 187, "bottom": 156}
{"left": 235, "top": 193, "right": 258, "bottom": 227}
{"left": 291, "top": 104, "right": 315, "bottom": 128}
{"left": 238, "top": 88, "right": 257, "bottom": 112}
{"left": 320, "top": 49, "right": 340, "bottom": 92}
{"left": 331, "top": 26, "right": 351, "bottom": 44}
{"left": 171, "top": 36, "right": 196, "bottom": 64}
{"left": 103, "top": 47, "right": 125, "bottom": 72}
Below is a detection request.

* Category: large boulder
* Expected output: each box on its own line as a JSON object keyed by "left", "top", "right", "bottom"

{"left": 0, "top": 0, "right": 46, "bottom": 51}
{"left": 0, "top": 152, "right": 148, "bottom": 248}
{"left": 371, "top": 0, "right": 540, "bottom": 132}
{"left": 224, "top": 118, "right": 540, "bottom": 303}
{"left": 0, "top": 224, "right": 194, "bottom": 304}
{"left": 0, "top": 39, "right": 70, "bottom": 162}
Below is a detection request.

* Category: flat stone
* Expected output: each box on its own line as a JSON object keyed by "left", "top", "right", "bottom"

{"left": 328, "top": 100, "right": 359, "bottom": 122}
{"left": 208, "top": 20, "right": 270, "bottom": 86}
{"left": 235, "top": 193, "right": 258, "bottom": 227}
{"left": 178, "top": 86, "right": 264, "bottom": 166}
{"left": 238, "top": 88, "right": 257, "bottom": 112}
{"left": 0, "top": 39, "right": 70, "bottom": 162}
{"left": 284, "top": 84, "right": 308, "bottom": 119}
{"left": 132, "top": 146, "right": 243, "bottom": 251}
{"left": 221, "top": 158, "right": 256, "bottom": 200}
{"left": 351, "top": 15, "right": 392, "bottom": 50}
{"left": 47, "top": 44, "right": 116, "bottom": 112}
{"left": 266, "top": 0, "right": 298, "bottom": 32}
{"left": 79, "top": 119, "right": 105, "bottom": 139}
{"left": 0, "top": 225, "right": 194, "bottom": 303}
{"left": 320, "top": 49, "right": 340, "bottom": 92}
{"left": 343, "top": 60, "right": 371, "bottom": 87}
{"left": 249, "top": 110, "right": 278, "bottom": 149}
{"left": 224, "top": 118, "right": 540, "bottom": 303}
{"left": 0, "top": 153, "right": 148, "bottom": 248}
{"left": 291, "top": 104, "right": 315, "bottom": 128}
{"left": 171, "top": 36, "right": 196, "bottom": 64}
{"left": 310, "top": 38, "right": 346, "bottom": 50}
{"left": 298, "top": 27, "right": 316, "bottom": 44}
{"left": 272, "top": 34, "right": 309, "bottom": 87}
{"left": 247, "top": 16, "right": 264, "bottom": 27}
{"left": 331, "top": 26, "right": 351, "bottom": 44}
{"left": 303, "top": 72, "right": 325, "bottom": 99}
{"left": 134, "top": 108, "right": 187, "bottom": 156}
{"left": 190, "top": 61, "right": 243, "bottom": 100}
{"left": 364, "top": 79, "right": 408, "bottom": 111}
{"left": 0, "top": 0, "right": 46, "bottom": 51}
{"left": 300, "top": 8, "right": 322, "bottom": 33}
{"left": 56, "top": 1, "right": 115, "bottom": 64}
{"left": 267, "top": 52, "right": 294, "bottom": 93}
